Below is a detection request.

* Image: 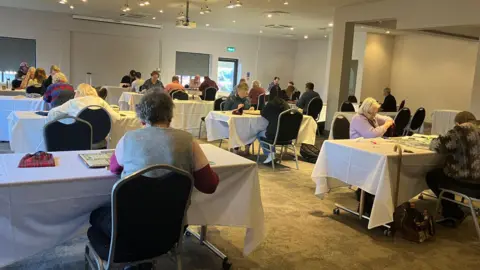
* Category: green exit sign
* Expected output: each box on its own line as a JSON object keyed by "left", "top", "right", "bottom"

{"left": 226, "top": 47, "right": 236, "bottom": 52}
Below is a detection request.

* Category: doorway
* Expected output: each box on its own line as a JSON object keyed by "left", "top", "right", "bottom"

{"left": 217, "top": 58, "right": 238, "bottom": 93}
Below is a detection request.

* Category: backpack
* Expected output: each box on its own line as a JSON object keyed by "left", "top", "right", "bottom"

{"left": 392, "top": 202, "right": 435, "bottom": 243}
{"left": 300, "top": 143, "right": 319, "bottom": 163}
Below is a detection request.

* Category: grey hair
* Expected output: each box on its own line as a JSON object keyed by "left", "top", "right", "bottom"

{"left": 136, "top": 90, "right": 174, "bottom": 125}
{"left": 359, "top": 97, "right": 381, "bottom": 119}
{"left": 384, "top": 87, "right": 391, "bottom": 94}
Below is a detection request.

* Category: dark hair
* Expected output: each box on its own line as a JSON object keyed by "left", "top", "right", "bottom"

{"left": 172, "top": 75, "right": 179, "bottom": 82}
{"left": 151, "top": 70, "right": 160, "bottom": 77}
{"left": 306, "top": 82, "right": 314, "bottom": 91}
{"left": 274, "top": 77, "right": 280, "bottom": 81}
{"left": 270, "top": 88, "right": 279, "bottom": 99}
{"left": 347, "top": 95, "right": 358, "bottom": 103}
{"left": 12, "top": 79, "right": 21, "bottom": 89}
{"left": 455, "top": 111, "right": 477, "bottom": 125}
{"left": 34, "top": 68, "right": 47, "bottom": 83}
{"left": 136, "top": 90, "right": 174, "bottom": 124}
{"left": 129, "top": 70, "right": 136, "bottom": 77}
{"left": 289, "top": 81, "right": 294, "bottom": 85}
{"left": 97, "top": 87, "right": 108, "bottom": 100}
{"left": 135, "top": 72, "right": 142, "bottom": 78}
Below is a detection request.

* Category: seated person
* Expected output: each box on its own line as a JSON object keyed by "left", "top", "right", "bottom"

{"left": 140, "top": 70, "right": 164, "bottom": 92}
{"left": 20, "top": 67, "right": 36, "bottom": 89}
{"left": 426, "top": 111, "right": 480, "bottom": 226}
{"left": 296, "top": 82, "right": 320, "bottom": 110}
{"left": 223, "top": 83, "right": 251, "bottom": 111}
{"left": 350, "top": 97, "right": 394, "bottom": 139}
{"left": 249, "top": 80, "right": 266, "bottom": 109}
{"left": 11, "top": 79, "right": 22, "bottom": 90}
{"left": 164, "top": 75, "right": 185, "bottom": 93}
{"left": 89, "top": 92, "right": 220, "bottom": 265}
{"left": 257, "top": 88, "right": 290, "bottom": 164}
{"left": 120, "top": 70, "right": 136, "bottom": 87}
{"left": 97, "top": 87, "right": 108, "bottom": 100}
{"left": 43, "top": 72, "right": 75, "bottom": 107}
{"left": 47, "top": 83, "right": 121, "bottom": 123}
{"left": 43, "top": 65, "right": 61, "bottom": 89}
{"left": 284, "top": 85, "right": 296, "bottom": 101}
{"left": 199, "top": 76, "right": 219, "bottom": 99}
{"left": 380, "top": 87, "right": 397, "bottom": 112}
{"left": 26, "top": 68, "right": 47, "bottom": 95}
{"left": 130, "top": 72, "right": 144, "bottom": 93}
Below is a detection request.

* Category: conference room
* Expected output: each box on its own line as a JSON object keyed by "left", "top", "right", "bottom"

{"left": 0, "top": 0, "right": 480, "bottom": 269}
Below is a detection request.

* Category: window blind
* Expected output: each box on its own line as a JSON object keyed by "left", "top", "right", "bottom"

{"left": 175, "top": 51, "right": 210, "bottom": 76}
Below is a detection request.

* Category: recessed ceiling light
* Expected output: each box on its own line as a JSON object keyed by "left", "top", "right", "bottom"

{"left": 324, "top": 35, "right": 327, "bottom": 38}
{"left": 200, "top": 11, "right": 205, "bottom": 15}
{"left": 152, "top": 17, "right": 156, "bottom": 20}
{"left": 290, "top": 27, "right": 294, "bottom": 31}
{"left": 82, "top": 0, "right": 87, "bottom": 2}
{"left": 233, "top": 20, "right": 236, "bottom": 23}
{"left": 259, "top": 30, "right": 263, "bottom": 33}
{"left": 328, "top": 22, "right": 334, "bottom": 27}
{"left": 267, "top": 14, "right": 272, "bottom": 18}
{"left": 386, "top": 30, "right": 391, "bottom": 34}
{"left": 304, "top": 35, "right": 308, "bottom": 39}
{"left": 226, "top": 0, "right": 242, "bottom": 9}
{"left": 59, "top": 0, "right": 67, "bottom": 4}
{"left": 159, "top": 9, "right": 163, "bottom": 13}
{"left": 69, "top": 5, "right": 74, "bottom": 9}
{"left": 121, "top": 3, "right": 131, "bottom": 12}
{"left": 206, "top": 23, "right": 210, "bottom": 27}
{"left": 284, "top": 1, "right": 289, "bottom": 5}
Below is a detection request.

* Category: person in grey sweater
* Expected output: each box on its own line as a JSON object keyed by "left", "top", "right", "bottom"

{"left": 296, "top": 82, "right": 320, "bottom": 110}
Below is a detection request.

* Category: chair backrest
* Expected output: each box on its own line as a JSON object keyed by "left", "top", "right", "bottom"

{"left": 394, "top": 108, "right": 411, "bottom": 136}
{"left": 204, "top": 87, "right": 217, "bottom": 101}
{"left": 258, "top": 94, "right": 266, "bottom": 111}
{"left": 26, "top": 85, "right": 45, "bottom": 96}
{"left": 398, "top": 100, "right": 406, "bottom": 111}
{"left": 410, "top": 107, "right": 426, "bottom": 131}
{"left": 340, "top": 101, "right": 355, "bottom": 112}
{"left": 109, "top": 165, "right": 193, "bottom": 264}
{"left": 172, "top": 91, "right": 188, "bottom": 100}
{"left": 272, "top": 109, "right": 303, "bottom": 144}
{"left": 44, "top": 116, "right": 92, "bottom": 151}
{"left": 332, "top": 115, "right": 350, "bottom": 139}
{"left": 51, "top": 90, "right": 75, "bottom": 108}
{"left": 292, "top": 91, "right": 301, "bottom": 101}
{"left": 77, "top": 105, "right": 112, "bottom": 144}
{"left": 169, "top": 89, "right": 179, "bottom": 97}
{"left": 306, "top": 97, "right": 323, "bottom": 120}
{"left": 347, "top": 95, "right": 358, "bottom": 103}
{"left": 214, "top": 97, "right": 227, "bottom": 111}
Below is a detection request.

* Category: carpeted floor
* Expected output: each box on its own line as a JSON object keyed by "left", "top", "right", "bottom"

{"left": 2, "top": 133, "right": 480, "bottom": 270}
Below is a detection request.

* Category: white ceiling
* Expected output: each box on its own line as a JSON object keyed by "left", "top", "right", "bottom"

{"left": 0, "top": 0, "right": 381, "bottom": 39}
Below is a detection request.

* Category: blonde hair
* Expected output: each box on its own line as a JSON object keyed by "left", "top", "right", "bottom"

{"left": 252, "top": 80, "right": 261, "bottom": 88}
{"left": 50, "top": 65, "right": 61, "bottom": 73}
{"left": 75, "top": 83, "right": 98, "bottom": 98}
{"left": 237, "top": 82, "right": 249, "bottom": 93}
{"left": 359, "top": 97, "right": 381, "bottom": 119}
{"left": 53, "top": 72, "right": 68, "bottom": 83}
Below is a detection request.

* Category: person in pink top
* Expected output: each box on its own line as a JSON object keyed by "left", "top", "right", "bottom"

{"left": 164, "top": 75, "right": 185, "bottom": 93}
{"left": 349, "top": 97, "right": 394, "bottom": 139}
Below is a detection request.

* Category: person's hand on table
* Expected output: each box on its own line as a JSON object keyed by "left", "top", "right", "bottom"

{"left": 298, "top": 108, "right": 303, "bottom": 113}
{"left": 384, "top": 119, "right": 394, "bottom": 129}
{"left": 237, "top": 104, "right": 245, "bottom": 109}
{"left": 249, "top": 107, "right": 255, "bottom": 111}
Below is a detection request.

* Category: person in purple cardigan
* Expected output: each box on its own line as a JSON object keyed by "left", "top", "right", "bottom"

{"left": 349, "top": 97, "right": 394, "bottom": 139}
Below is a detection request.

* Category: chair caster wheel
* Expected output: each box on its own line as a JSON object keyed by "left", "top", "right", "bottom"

{"left": 185, "top": 231, "right": 191, "bottom": 237}
{"left": 222, "top": 258, "right": 232, "bottom": 270}
{"left": 384, "top": 229, "right": 393, "bottom": 237}
{"left": 333, "top": 208, "right": 340, "bottom": 215}
{"left": 418, "top": 194, "right": 424, "bottom": 200}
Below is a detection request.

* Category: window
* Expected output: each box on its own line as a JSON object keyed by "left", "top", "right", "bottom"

{"left": 217, "top": 58, "right": 238, "bottom": 93}
{"left": 0, "top": 37, "right": 36, "bottom": 83}
{"left": 175, "top": 52, "right": 210, "bottom": 77}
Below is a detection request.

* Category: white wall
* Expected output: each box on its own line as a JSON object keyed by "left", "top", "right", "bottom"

{"left": 351, "top": 32, "right": 367, "bottom": 99}
{"left": 390, "top": 34, "right": 478, "bottom": 120}
{"left": 293, "top": 39, "right": 329, "bottom": 99}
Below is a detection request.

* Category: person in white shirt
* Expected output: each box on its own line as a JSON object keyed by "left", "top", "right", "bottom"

{"left": 47, "top": 83, "right": 121, "bottom": 123}
{"left": 131, "top": 72, "right": 145, "bottom": 93}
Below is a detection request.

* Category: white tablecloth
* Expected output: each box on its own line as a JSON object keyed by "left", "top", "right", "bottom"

{"left": 431, "top": 110, "right": 461, "bottom": 135}
{"left": 0, "top": 144, "right": 264, "bottom": 267}
{"left": 0, "top": 90, "right": 26, "bottom": 97}
{"left": 104, "top": 86, "right": 129, "bottom": 106}
{"left": 328, "top": 111, "right": 422, "bottom": 139}
{"left": 205, "top": 111, "right": 317, "bottom": 148}
{"left": 311, "top": 138, "right": 444, "bottom": 229}
{"left": 7, "top": 111, "right": 142, "bottom": 153}
{"left": 118, "top": 92, "right": 201, "bottom": 111}
{"left": 0, "top": 96, "right": 48, "bottom": 141}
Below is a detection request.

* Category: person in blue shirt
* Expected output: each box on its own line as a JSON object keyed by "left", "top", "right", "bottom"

{"left": 223, "top": 82, "right": 251, "bottom": 111}
{"left": 296, "top": 82, "right": 320, "bottom": 110}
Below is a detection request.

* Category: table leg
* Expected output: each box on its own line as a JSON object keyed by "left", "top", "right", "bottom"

{"left": 186, "top": 226, "right": 232, "bottom": 269}
{"left": 358, "top": 190, "right": 365, "bottom": 220}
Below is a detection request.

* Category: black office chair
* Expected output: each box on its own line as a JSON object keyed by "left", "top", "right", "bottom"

{"left": 256, "top": 109, "right": 303, "bottom": 171}
{"left": 51, "top": 90, "right": 75, "bottom": 108}
{"left": 398, "top": 100, "right": 406, "bottom": 111}
{"left": 340, "top": 101, "right": 355, "bottom": 112}
{"left": 305, "top": 97, "right": 323, "bottom": 121}
{"left": 77, "top": 105, "right": 112, "bottom": 149}
{"left": 172, "top": 91, "right": 189, "bottom": 100}
{"left": 44, "top": 116, "right": 92, "bottom": 151}
{"left": 204, "top": 87, "right": 217, "bottom": 101}
{"left": 393, "top": 107, "right": 411, "bottom": 137}
{"left": 405, "top": 107, "right": 426, "bottom": 135}
{"left": 85, "top": 165, "right": 193, "bottom": 270}
{"left": 198, "top": 97, "right": 227, "bottom": 139}
{"left": 332, "top": 115, "right": 350, "bottom": 139}
{"left": 258, "top": 94, "right": 266, "bottom": 111}
{"left": 26, "top": 85, "right": 45, "bottom": 96}
{"left": 292, "top": 91, "right": 301, "bottom": 101}
{"left": 347, "top": 95, "right": 358, "bottom": 103}
{"left": 170, "top": 89, "right": 179, "bottom": 97}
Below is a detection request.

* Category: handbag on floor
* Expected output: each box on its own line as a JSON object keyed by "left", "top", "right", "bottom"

{"left": 300, "top": 143, "right": 319, "bottom": 163}
{"left": 392, "top": 202, "right": 435, "bottom": 243}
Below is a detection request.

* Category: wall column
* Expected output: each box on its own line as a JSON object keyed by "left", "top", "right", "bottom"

{"left": 469, "top": 42, "right": 480, "bottom": 117}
